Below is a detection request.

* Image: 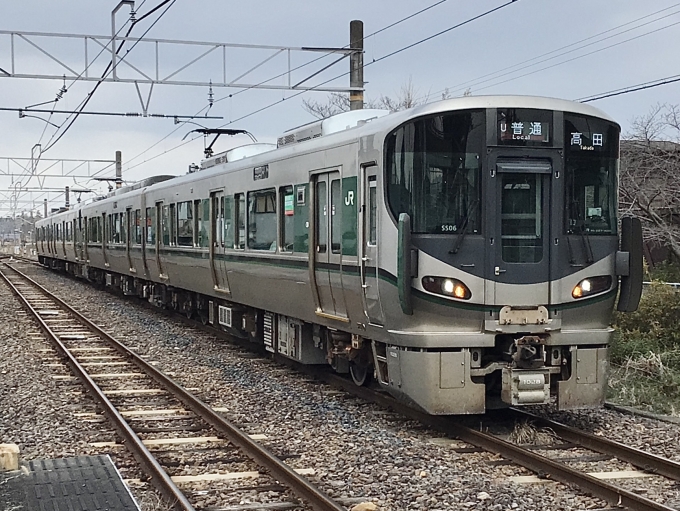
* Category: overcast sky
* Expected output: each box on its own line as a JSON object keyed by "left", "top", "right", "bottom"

{"left": 2, "top": 0, "right": 680, "bottom": 214}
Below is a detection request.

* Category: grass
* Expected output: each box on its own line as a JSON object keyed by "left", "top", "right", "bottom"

{"left": 608, "top": 273, "right": 680, "bottom": 416}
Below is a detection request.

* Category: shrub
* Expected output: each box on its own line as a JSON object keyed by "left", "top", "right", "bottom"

{"left": 613, "top": 281, "right": 680, "bottom": 355}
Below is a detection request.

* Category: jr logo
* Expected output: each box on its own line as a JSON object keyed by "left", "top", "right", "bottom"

{"left": 344, "top": 190, "right": 354, "bottom": 206}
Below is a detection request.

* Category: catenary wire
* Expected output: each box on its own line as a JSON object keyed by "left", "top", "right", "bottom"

{"left": 577, "top": 73, "right": 680, "bottom": 102}
{"left": 120, "top": 0, "right": 517, "bottom": 175}
{"left": 415, "top": 2, "right": 680, "bottom": 102}
{"left": 119, "top": 0, "right": 453, "bottom": 172}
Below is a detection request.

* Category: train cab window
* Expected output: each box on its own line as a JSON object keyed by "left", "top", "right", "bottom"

{"left": 235, "top": 193, "right": 246, "bottom": 249}
{"left": 197, "top": 198, "right": 210, "bottom": 248}
{"left": 564, "top": 114, "right": 619, "bottom": 235}
{"left": 280, "top": 186, "right": 294, "bottom": 252}
{"left": 224, "top": 195, "right": 234, "bottom": 249}
{"left": 146, "top": 207, "right": 156, "bottom": 244}
{"left": 176, "top": 201, "right": 193, "bottom": 247}
{"left": 247, "top": 189, "right": 276, "bottom": 251}
{"left": 385, "top": 110, "right": 484, "bottom": 234}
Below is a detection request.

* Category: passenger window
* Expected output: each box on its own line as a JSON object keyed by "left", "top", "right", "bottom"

{"left": 235, "top": 193, "right": 245, "bottom": 249}
{"left": 169, "top": 204, "right": 176, "bottom": 245}
{"left": 197, "top": 198, "right": 210, "bottom": 248}
{"left": 248, "top": 188, "right": 276, "bottom": 251}
{"left": 280, "top": 185, "right": 294, "bottom": 252}
{"left": 146, "top": 207, "right": 156, "bottom": 244}
{"left": 177, "top": 201, "right": 193, "bottom": 247}
{"left": 115, "top": 213, "right": 122, "bottom": 244}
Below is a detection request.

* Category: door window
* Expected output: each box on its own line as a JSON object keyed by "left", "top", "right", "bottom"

{"left": 316, "top": 181, "right": 327, "bottom": 253}
{"left": 500, "top": 173, "right": 543, "bottom": 263}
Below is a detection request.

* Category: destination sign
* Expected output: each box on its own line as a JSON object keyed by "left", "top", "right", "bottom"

{"left": 564, "top": 114, "right": 618, "bottom": 155}
{"left": 497, "top": 109, "right": 552, "bottom": 146}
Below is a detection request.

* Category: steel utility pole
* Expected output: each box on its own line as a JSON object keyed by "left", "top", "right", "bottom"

{"left": 350, "top": 20, "right": 364, "bottom": 110}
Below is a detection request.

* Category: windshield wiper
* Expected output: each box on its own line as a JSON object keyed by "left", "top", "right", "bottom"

{"left": 449, "top": 199, "right": 478, "bottom": 254}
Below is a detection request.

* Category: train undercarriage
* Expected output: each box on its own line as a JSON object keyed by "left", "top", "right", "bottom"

{"left": 42, "top": 256, "right": 608, "bottom": 415}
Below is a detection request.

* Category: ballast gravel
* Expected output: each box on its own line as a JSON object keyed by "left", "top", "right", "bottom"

{"left": 2, "top": 262, "right": 679, "bottom": 510}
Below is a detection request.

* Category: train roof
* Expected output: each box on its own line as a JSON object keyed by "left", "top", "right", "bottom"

{"left": 36, "top": 95, "right": 617, "bottom": 224}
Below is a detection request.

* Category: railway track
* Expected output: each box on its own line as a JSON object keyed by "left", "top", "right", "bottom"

{"left": 7, "top": 259, "right": 680, "bottom": 511}
{"left": 0, "top": 261, "right": 347, "bottom": 511}
{"left": 318, "top": 371, "right": 680, "bottom": 511}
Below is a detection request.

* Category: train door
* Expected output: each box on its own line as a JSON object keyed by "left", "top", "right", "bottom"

{"left": 312, "top": 171, "right": 347, "bottom": 320}
{"left": 489, "top": 159, "right": 551, "bottom": 305}
{"left": 210, "top": 191, "right": 230, "bottom": 294}
{"left": 360, "top": 166, "right": 384, "bottom": 325}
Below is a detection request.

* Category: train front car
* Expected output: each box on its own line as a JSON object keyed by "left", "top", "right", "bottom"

{"left": 375, "top": 97, "right": 642, "bottom": 414}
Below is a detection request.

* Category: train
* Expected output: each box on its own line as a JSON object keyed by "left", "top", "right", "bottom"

{"left": 35, "top": 95, "right": 643, "bottom": 415}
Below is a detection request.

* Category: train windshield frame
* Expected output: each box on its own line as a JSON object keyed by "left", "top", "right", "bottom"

{"left": 385, "top": 110, "right": 485, "bottom": 234}
{"left": 564, "top": 113, "right": 619, "bottom": 235}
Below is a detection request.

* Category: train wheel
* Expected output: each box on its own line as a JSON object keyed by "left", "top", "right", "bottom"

{"left": 349, "top": 361, "right": 373, "bottom": 387}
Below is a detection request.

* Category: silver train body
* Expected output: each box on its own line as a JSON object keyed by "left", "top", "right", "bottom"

{"left": 35, "top": 96, "right": 642, "bottom": 414}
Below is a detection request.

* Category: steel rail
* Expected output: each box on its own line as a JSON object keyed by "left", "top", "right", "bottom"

{"left": 1, "top": 263, "right": 346, "bottom": 511}
{"left": 0, "top": 263, "right": 196, "bottom": 511}
{"left": 509, "top": 408, "right": 680, "bottom": 481}
{"left": 317, "top": 372, "right": 677, "bottom": 511}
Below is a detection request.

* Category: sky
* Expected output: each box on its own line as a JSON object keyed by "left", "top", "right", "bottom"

{"left": 1, "top": 0, "right": 680, "bottom": 215}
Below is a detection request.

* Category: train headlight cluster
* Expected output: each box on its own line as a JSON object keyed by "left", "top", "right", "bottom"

{"left": 572, "top": 276, "right": 612, "bottom": 299}
{"left": 422, "top": 276, "right": 471, "bottom": 300}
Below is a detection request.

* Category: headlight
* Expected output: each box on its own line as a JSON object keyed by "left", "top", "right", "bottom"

{"left": 422, "top": 276, "right": 471, "bottom": 300}
{"left": 572, "top": 276, "right": 612, "bottom": 299}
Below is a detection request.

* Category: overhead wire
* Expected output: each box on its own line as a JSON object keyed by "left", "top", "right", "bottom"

{"left": 120, "top": 0, "right": 453, "bottom": 172}
{"left": 12, "top": 0, "right": 171, "bottom": 212}
{"left": 121, "top": 0, "right": 518, "bottom": 174}
{"left": 41, "top": 0, "right": 176, "bottom": 154}
{"left": 415, "top": 2, "right": 680, "bottom": 101}
{"left": 577, "top": 73, "right": 680, "bottom": 102}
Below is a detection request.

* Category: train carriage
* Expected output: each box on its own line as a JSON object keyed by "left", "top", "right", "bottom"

{"left": 36, "top": 95, "right": 643, "bottom": 414}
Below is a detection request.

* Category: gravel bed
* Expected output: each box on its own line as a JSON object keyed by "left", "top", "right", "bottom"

{"left": 7, "top": 263, "right": 679, "bottom": 510}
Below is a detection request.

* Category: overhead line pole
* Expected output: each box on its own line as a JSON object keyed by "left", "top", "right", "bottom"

{"left": 349, "top": 20, "right": 364, "bottom": 110}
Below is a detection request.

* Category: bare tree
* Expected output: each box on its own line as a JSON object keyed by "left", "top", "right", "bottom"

{"left": 621, "top": 104, "right": 680, "bottom": 261}
{"left": 302, "top": 77, "right": 429, "bottom": 119}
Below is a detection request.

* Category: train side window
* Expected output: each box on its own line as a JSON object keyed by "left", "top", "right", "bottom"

{"left": 176, "top": 201, "right": 193, "bottom": 247}
{"left": 216, "top": 196, "right": 224, "bottom": 247}
{"left": 235, "top": 193, "right": 245, "bottom": 249}
{"left": 146, "top": 207, "right": 156, "bottom": 244}
{"left": 224, "top": 195, "right": 234, "bottom": 249}
{"left": 197, "top": 198, "right": 210, "bottom": 248}
{"left": 248, "top": 188, "right": 276, "bottom": 251}
{"left": 280, "top": 185, "right": 294, "bottom": 252}
{"left": 96, "top": 216, "right": 102, "bottom": 242}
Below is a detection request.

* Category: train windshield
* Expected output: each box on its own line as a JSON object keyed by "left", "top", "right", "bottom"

{"left": 385, "top": 110, "right": 485, "bottom": 234}
{"left": 564, "top": 114, "right": 619, "bottom": 235}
